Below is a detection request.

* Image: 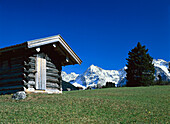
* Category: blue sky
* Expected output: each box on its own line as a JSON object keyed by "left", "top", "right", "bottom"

{"left": 0, "top": 0, "right": 170, "bottom": 74}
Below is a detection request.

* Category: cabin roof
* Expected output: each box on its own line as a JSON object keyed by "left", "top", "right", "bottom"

{"left": 0, "top": 42, "right": 27, "bottom": 53}
{"left": 0, "top": 35, "right": 82, "bottom": 65}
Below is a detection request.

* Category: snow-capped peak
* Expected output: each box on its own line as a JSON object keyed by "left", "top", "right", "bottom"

{"left": 62, "top": 59, "right": 170, "bottom": 89}
{"left": 72, "top": 64, "right": 124, "bottom": 88}
{"left": 90, "top": 64, "right": 96, "bottom": 68}
{"left": 153, "top": 59, "right": 169, "bottom": 67}
{"left": 61, "top": 71, "right": 79, "bottom": 83}
{"left": 86, "top": 64, "right": 101, "bottom": 72}
{"left": 153, "top": 59, "right": 170, "bottom": 80}
{"left": 153, "top": 59, "right": 169, "bottom": 73}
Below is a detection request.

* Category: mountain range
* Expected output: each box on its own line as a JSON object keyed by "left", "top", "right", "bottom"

{"left": 62, "top": 59, "right": 170, "bottom": 89}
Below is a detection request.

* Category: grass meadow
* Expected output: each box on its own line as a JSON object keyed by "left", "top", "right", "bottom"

{"left": 0, "top": 86, "right": 169, "bottom": 123}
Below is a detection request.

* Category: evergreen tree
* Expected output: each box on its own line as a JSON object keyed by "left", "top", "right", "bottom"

{"left": 125, "top": 42, "right": 155, "bottom": 86}
{"left": 168, "top": 62, "right": 170, "bottom": 73}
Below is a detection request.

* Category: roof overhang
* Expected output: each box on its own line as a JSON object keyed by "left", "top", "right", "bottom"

{"left": 0, "top": 35, "right": 82, "bottom": 65}
{"left": 27, "top": 35, "right": 82, "bottom": 65}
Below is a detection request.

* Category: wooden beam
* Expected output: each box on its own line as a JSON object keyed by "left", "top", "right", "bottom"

{"left": 0, "top": 67, "right": 26, "bottom": 75}
{"left": 0, "top": 81, "right": 23, "bottom": 87}
{"left": 46, "top": 82, "right": 59, "bottom": 88}
{"left": 0, "top": 78, "right": 24, "bottom": 85}
{"left": 0, "top": 73, "right": 26, "bottom": 80}
{"left": 46, "top": 72, "right": 60, "bottom": 78}
{"left": 46, "top": 67, "right": 59, "bottom": 73}
{"left": 47, "top": 77, "right": 59, "bottom": 83}
{"left": 54, "top": 44, "right": 67, "bottom": 56}
{"left": 0, "top": 85, "right": 23, "bottom": 91}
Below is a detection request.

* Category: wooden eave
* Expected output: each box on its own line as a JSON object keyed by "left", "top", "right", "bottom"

{"left": 27, "top": 35, "right": 82, "bottom": 65}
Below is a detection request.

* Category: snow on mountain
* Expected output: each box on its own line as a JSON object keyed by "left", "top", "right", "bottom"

{"left": 153, "top": 59, "right": 170, "bottom": 81}
{"left": 72, "top": 64, "right": 126, "bottom": 88}
{"left": 61, "top": 72, "right": 79, "bottom": 83}
{"left": 62, "top": 59, "right": 170, "bottom": 89}
{"left": 153, "top": 59, "right": 170, "bottom": 75}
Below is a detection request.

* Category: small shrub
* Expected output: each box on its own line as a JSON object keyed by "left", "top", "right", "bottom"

{"left": 103, "top": 82, "right": 115, "bottom": 88}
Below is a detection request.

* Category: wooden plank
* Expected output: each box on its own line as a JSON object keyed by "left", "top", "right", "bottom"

{"left": 0, "top": 60, "right": 9, "bottom": 69}
{"left": 11, "top": 58, "right": 24, "bottom": 62}
{"left": 28, "top": 81, "right": 35, "bottom": 85}
{"left": 29, "top": 56, "right": 36, "bottom": 61}
{"left": 35, "top": 57, "right": 40, "bottom": 89}
{"left": 46, "top": 77, "right": 59, "bottom": 83}
{"left": 0, "top": 80, "right": 25, "bottom": 88}
{"left": 0, "top": 78, "right": 23, "bottom": 84}
{"left": 28, "top": 78, "right": 35, "bottom": 81}
{"left": 0, "top": 50, "right": 27, "bottom": 57}
{"left": 28, "top": 73, "right": 35, "bottom": 79}
{"left": 28, "top": 62, "right": 35, "bottom": 68}
{"left": 11, "top": 56, "right": 25, "bottom": 61}
{"left": 28, "top": 68, "right": 36, "bottom": 73}
{"left": 46, "top": 61, "right": 56, "bottom": 68}
{"left": 46, "top": 67, "right": 59, "bottom": 73}
{"left": 0, "top": 85, "right": 23, "bottom": 90}
{"left": 0, "top": 81, "right": 23, "bottom": 87}
{"left": 0, "top": 57, "right": 24, "bottom": 68}
{"left": 0, "top": 64, "right": 23, "bottom": 71}
{"left": 46, "top": 82, "right": 59, "bottom": 88}
{"left": 35, "top": 56, "right": 46, "bottom": 90}
{"left": 46, "top": 72, "right": 59, "bottom": 78}
{"left": 0, "top": 89, "right": 23, "bottom": 95}
{"left": 0, "top": 67, "right": 26, "bottom": 75}
{"left": 41, "top": 58, "right": 46, "bottom": 90}
{"left": 11, "top": 63, "right": 23, "bottom": 68}
{"left": 46, "top": 64, "right": 56, "bottom": 69}
{"left": 0, "top": 73, "right": 26, "bottom": 80}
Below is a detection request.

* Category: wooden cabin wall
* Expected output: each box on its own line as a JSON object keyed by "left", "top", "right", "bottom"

{"left": 46, "top": 54, "right": 62, "bottom": 91}
{"left": 0, "top": 44, "right": 64, "bottom": 94}
{"left": 25, "top": 52, "right": 63, "bottom": 91}
{"left": 0, "top": 50, "right": 27, "bottom": 94}
{"left": 42, "top": 45, "right": 64, "bottom": 91}
{"left": 25, "top": 55, "right": 36, "bottom": 88}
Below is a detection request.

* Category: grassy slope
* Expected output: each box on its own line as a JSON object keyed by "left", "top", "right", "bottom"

{"left": 0, "top": 86, "right": 169, "bottom": 123}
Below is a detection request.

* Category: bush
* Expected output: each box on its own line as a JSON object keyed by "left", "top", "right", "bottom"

{"left": 103, "top": 82, "right": 115, "bottom": 88}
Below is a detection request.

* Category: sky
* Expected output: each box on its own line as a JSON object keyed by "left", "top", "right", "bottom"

{"left": 0, "top": 0, "right": 170, "bottom": 74}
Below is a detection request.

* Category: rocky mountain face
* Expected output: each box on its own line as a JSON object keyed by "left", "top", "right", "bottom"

{"left": 62, "top": 59, "right": 170, "bottom": 89}
{"left": 153, "top": 59, "right": 170, "bottom": 81}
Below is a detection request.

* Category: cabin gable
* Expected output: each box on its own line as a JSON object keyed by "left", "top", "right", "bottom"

{"left": 0, "top": 35, "right": 82, "bottom": 94}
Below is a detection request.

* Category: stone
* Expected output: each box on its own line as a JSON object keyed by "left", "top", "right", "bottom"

{"left": 12, "top": 91, "right": 26, "bottom": 100}
{"left": 67, "top": 88, "right": 71, "bottom": 91}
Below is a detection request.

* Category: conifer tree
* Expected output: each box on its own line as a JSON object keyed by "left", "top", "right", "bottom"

{"left": 125, "top": 42, "right": 155, "bottom": 86}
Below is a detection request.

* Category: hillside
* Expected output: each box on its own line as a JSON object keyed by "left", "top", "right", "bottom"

{"left": 62, "top": 80, "right": 78, "bottom": 91}
{"left": 0, "top": 86, "right": 169, "bottom": 123}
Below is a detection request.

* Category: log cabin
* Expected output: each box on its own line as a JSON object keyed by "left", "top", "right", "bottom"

{"left": 0, "top": 35, "right": 82, "bottom": 94}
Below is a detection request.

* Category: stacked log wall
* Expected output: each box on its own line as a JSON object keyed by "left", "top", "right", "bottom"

{"left": 46, "top": 55, "right": 62, "bottom": 91}
{"left": 25, "top": 53, "right": 62, "bottom": 91}
{"left": 26, "top": 55, "right": 36, "bottom": 88}
{"left": 0, "top": 47, "right": 63, "bottom": 94}
{"left": 0, "top": 55, "right": 26, "bottom": 94}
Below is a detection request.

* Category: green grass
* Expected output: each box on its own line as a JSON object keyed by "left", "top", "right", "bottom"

{"left": 0, "top": 86, "right": 169, "bottom": 123}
